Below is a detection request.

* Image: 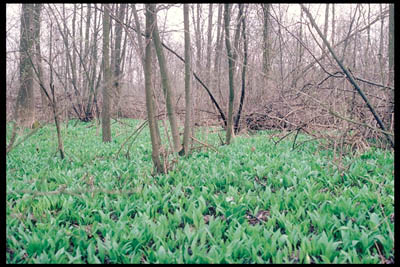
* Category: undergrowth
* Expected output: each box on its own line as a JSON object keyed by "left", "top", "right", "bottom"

{"left": 6, "top": 119, "right": 394, "bottom": 263}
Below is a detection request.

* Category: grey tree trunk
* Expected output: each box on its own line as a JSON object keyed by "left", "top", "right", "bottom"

{"left": 85, "top": 4, "right": 98, "bottom": 119}
{"left": 151, "top": 4, "right": 182, "bottom": 153}
{"left": 113, "top": 4, "right": 126, "bottom": 117}
{"left": 183, "top": 4, "right": 193, "bottom": 155}
{"left": 33, "top": 4, "right": 47, "bottom": 118}
{"left": 205, "top": 4, "right": 213, "bottom": 86}
{"left": 102, "top": 4, "right": 112, "bottom": 142}
{"left": 224, "top": 3, "right": 236, "bottom": 145}
{"left": 234, "top": 6, "right": 247, "bottom": 134}
{"left": 145, "top": 4, "right": 164, "bottom": 174}
{"left": 262, "top": 4, "right": 271, "bottom": 77}
{"left": 214, "top": 4, "right": 224, "bottom": 103}
{"left": 387, "top": 3, "right": 394, "bottom": 130}
{"left": 16, "top": 4, "right": 35, "bottom": 128}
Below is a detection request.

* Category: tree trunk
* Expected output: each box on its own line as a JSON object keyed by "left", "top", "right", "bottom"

{"left": 151, "top": 4, "right": 182, "bottom": 153}
{"left": 214, "top": 4, "right": 224, "bottom": 105}
{"left": 33, "top": 4, "right": 47, "bottom": 118}
{"left": 113, "top": 4, "right": 126, "bottom": 117}
{"left": 102, "top": 4, "right": 112, "bottom": 142}
{"left": 16, "top": 3, "right": 35, "bottom": 128}
{"left": 262, "top": 3, "right": 271, "bottom": 77}
{"left": 85, "top": 4, "right": 98, "bottom": 120}
{"left": 182, "top": 4, "right": 193, "bottom": 155}
{"left": 205, "top": 4, "right": 213, "bottom": 86}
{"left": 234, "top": 6, "right": 247, "bottom": 134}
{"left": 144, "top": 4, "right": 164, "bottom": 174}
{"left": 224, "top": 4, "right": 235, "bottom": 145}
{"left": 387, "top": 3, "right": 394, "bottom": 130}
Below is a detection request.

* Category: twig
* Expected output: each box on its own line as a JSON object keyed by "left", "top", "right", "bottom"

{"left": 116, "top": 120, "right": 148, "bottom": 158}
{"left": 190, "top": 136, "right": 219, "bottom": 154}
{"left": 300, "top": 4, "right": 394, "bottom": 148}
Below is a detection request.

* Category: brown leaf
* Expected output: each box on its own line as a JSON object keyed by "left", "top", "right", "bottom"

{"left": 256, "top": 210, "right": 270, "bottom": 222}
{"left": 246, "top": 209, "right": 270, "bottom": 225}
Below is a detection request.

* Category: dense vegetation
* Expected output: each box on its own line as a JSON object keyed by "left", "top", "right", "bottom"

{"left": 6, "top": 119, "right": 394, "bottom": 263}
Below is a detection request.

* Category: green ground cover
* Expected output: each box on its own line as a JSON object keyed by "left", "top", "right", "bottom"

{"left": 6, "top": 119, "right": 394, "bottom": 263}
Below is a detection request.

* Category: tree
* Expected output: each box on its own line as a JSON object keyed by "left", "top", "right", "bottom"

{"left": 144, "top": 4, "right": 164, "bottom": 173}
{"left": 224, "top": 4, "right": 234, "bottom": 144}
{"left": 213, "top": 4, "right": 224, "bottom": 101}
{"left": 205, "top": 4, "right": 213, "bottom": 86}
{"left": 234, "top": 5, "right": 248, "bottom": 134}
{"left": 182, "top": 4, "right": 192, "bottom": 155}
{"left": 48, "top": 20, "right": 66, "bottom": 159}
{"left": 102, "top": 4, "right": 112, "bottom": 142}
{"left": 15, "top": 4, "right": 35, "bottom": 128}
{"left": 32, "top": 4, "right": 47, "bottom": 116}
{"left": 300, "top": 4, "right": 394, "bottom": 148}
{"left": 112, "top": 4, "right": 126, "bottom": 117}
{"left": 387, "top": 3, "right": 394, "bottom": 130}
{"left": 224, "top": 4, "right": 243, "bottom": 145}
{"left": 262, "top": 4, "right": 271, "bottom": 77}
{"left": 151, "top": 4, "right": 182, "bottom": 153}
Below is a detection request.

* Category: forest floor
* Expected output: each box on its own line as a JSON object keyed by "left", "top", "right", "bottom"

{"left": 6, "top": 118, "right": 394, "bottom": 263}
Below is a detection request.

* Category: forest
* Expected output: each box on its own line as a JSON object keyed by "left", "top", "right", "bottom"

{"left": 6, "top": 3, "right": 394, "bottom": 264}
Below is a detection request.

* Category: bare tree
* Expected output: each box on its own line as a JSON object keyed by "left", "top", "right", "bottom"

{"left": 262, "top": 4, "right": 271, "bottom": 77}
{"left": 224, "top": 4, "right": 243, "bottom": 144}
{"left": 112, "top": 4, "right": 126, "bottom": 117}
{"left": 213, "top": 4, "right": 224, "bottom": 102}
{"left": 151, "top": 4, "right": 182, "bottom": 153}
{"left": 102, "top": 4, "right": 112, "bottom": 142}
{"left": 182, "top": 4, "right": 193, "bottom": 155}
{"left": 387, "top": 3, "right": 394, "bottom": 130}
{"left": 234, "top": 5, "right": 248, "bottom": 134}
{"left": 32, "top": 4, "right": 48, "bottom": 116}
{"left": 205, "top": 4, "right": 213, "bottom": 86}
{"left": 144, "top": 4, "right": 164, "bottom": 173}
{"left": 300, "top": 4, "right": 394, "bottom": 148}
{"left": 15, "top": 4, "right": 35, "bottom": 128}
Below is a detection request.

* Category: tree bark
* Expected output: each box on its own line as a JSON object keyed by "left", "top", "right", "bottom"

{"left": 234, "top": 6, "right": 247, "bottom": 134}
{"left": 387, "top": 3, "right": 394, "bottom": 130}
{"left": 113, "top": 4, "right": 126, "bottom": 117}
{"left": 182, "top": 4, "right": 193, "bottom": 155}
{"left": 16, "top": 4, "right": 35, "bottom": 127}
{"left": 144, "top": 4, "right": 164, "bottom": 173}
{"left": 224, "top": 4, "right": 242, "bottom": 145}
{"left": 214, "top": 4, "right": 224, "bottom": 102}
{"left": 151, "top": 4, "right": 182, "bottom": 153}
{"left": 262, "top": 3, "right": 271, "bottom": 77}
{"left": 102, "top": 4, "right": 112, "bottom": 142}
{"left": 33, "top": 4, "right": 47, "bottom": 118}
{"left": 205, "top": 4, "right": 213, "bottom": 86}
